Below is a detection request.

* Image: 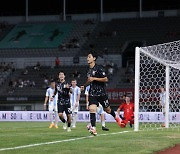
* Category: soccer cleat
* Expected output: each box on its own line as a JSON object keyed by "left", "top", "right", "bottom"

{"left": 67, "top": 127, "right": 71, "bottom": 132}
{"left": 161, "top": 123, "right": 165, "bottom": 127}
{"left": 63, "top": 123, "right": 67, "bottom": 130}
{"left": 86, "top": 124, "right": 91, "bottom": 130}
{"left": 54, "top": 125, "right": 58, "bottom": 129}
{"left": 89, "top": 127, "right": 97, "bottom": 136}
{"left": 120, "top": 123, "right": 126, "bottom": 128}
{"left": 72, "top": 125, "right": 75, "bottom": 128}
{"left": 102, "top": 126, "right": 109, "bottom": 131}
{"left": 129, "top": 123, "right": 133, "bottom": 128}
{"left": 49, "top": 123, "right": 54, "bottom": 128}
{"left": 115, "top": 116, "right": 122, "bottom": 127}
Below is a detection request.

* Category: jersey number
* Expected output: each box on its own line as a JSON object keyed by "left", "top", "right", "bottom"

{"left": 103, "top": 100, "right": 109, "bottom": 108}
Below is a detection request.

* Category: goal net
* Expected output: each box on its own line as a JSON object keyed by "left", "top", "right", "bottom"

{"left": 134, "top": 40, "right": 180, "bottom": 131}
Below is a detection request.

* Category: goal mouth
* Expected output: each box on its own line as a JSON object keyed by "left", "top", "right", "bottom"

{"left": 134, "top": 40, "right": 180, "bottom": 131}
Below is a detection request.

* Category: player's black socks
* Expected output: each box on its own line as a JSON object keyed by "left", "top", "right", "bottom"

{"left": 90, "top": 113, "right": 96, "bottom": 127}
{"left": 68, "top": 122, "right": 71, "bottom": 127}
{"left": 110, "top": 109, "right": 116, "bottom": 118}
{"left": 60, "top": 117, "right": 66, "bottom": 123}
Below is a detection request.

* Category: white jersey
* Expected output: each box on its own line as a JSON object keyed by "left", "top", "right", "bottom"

{"left": 85, "top": 85, "right": 90, "bottom": 96}
{"left": 46, "top": 87, "right": 57, "bottom": 106}
{"left": 70, "top": 86, "right": 81, "bottom": 107}
{"left": 160, "top": 92, "right": 166, "bottom": 106}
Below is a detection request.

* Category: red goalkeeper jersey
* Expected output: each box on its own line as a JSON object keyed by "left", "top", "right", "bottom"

{"left": 118, "top": 102, "right": 134, "bottom": 119}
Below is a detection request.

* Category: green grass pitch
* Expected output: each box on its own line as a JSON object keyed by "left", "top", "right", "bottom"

{"left": 0, "top": 122, "right": 179, "bottom": 154}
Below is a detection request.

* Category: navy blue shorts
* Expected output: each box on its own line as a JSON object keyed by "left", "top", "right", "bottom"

{"left": 89, "top": 95, "right": 110, "bottom": 108}
{"left": 58, "top": 103, "right": 72, "bottom": 115}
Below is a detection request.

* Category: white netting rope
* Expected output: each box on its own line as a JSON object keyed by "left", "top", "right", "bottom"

{"left": 141, "top": 40, "right": 180, "bottom": 65}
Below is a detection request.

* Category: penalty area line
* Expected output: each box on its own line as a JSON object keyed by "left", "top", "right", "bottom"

{"left": 0, "top": 130, "right": 132, "bottom": 151}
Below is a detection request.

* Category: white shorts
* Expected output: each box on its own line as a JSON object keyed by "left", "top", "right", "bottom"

{"left": 49, "top": 105, "right": 58, "bottom": 112}
{"left": 71, "top": 106, "right": 79, "bottom": 113}
{"left": 96, "top": 104, "right": 104, "bottom": 115}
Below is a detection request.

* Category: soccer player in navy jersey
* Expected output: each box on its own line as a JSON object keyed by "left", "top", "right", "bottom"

{"left": 52, "top": 71, "right": 72, "bottom": 132}
{"left": 81, "top": 51, "right": 121, "bottom": 135}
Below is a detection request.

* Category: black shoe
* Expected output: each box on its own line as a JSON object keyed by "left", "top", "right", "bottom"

{"left": 102, "top": 126, "right": 109, "bottom": 131}
{"left": 129, "top": 123, "right": 133, "bottom": 128}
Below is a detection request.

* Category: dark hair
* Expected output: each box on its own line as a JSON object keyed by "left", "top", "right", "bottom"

{"left": 50, "top": 79, "right": 55, "bottom": 83}
{"left": 59, "top": 71, "right": 65, "bottom": 75}
{"left": 71, "top": 78, "right": 77, "bottom": 82}
{"left": 88, "top": 51, "right": 98, "bottom": 60}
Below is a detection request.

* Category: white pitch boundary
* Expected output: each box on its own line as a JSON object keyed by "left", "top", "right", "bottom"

{"left": 0, "top": 131, "right": 131, "bottom": 152}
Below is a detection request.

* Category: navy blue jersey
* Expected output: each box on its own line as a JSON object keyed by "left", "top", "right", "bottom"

{"left": 55, "top": 81, "right": 70, "bottom": 105}
{"left": 87, "top": 64, "right": 107, "bottom": 96}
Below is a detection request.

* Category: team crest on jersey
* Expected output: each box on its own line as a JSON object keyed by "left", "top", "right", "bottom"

{"left": 57, "top": 85, "right": 61, "bottom": 91}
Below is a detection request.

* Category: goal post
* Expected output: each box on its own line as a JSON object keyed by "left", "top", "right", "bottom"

{"left": 134, "top": 47, "right": 140, "bottom": 131}
{"left": 165, "top": 65, "right": 170, "bottom": 128}
{"left": 134, "top": 40, "right": 180, "bottom": 131}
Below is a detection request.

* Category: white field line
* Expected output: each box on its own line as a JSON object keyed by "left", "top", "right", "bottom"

{"left": 0, "top": 130, "right": 132, "bottom": 151}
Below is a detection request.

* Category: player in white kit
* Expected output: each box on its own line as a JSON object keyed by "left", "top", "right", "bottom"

{"left": 44, "top": 79, "right": 59, "bottom": 128}
{"left": 159, "top": 87, "right": 166, "bottom": 127}
{"left": 85, "top": 85, "right": 109, "bottom": 131}
{"left": 70, "top": 79, "right": 81, "bottom": 128}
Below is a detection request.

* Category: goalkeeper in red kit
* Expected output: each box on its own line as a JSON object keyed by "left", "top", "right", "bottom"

{"left": 117, "top": 96, "right": 134, "bottom": 128}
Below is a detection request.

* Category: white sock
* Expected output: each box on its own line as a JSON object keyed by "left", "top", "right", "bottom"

{"left": 49, "top": 111, "right": 54, "bottom": 124}
{"left": 92, "top": 126, "right": 96, "bottom": 130}
{"left": 71, "top": 113, "right": 74, "bottom": 126}
{"left": 72, "top": 113, "right": 77, "bottom": 126}
{"left": 102, "top": 120, "right": 105, "bottom": 127}
{"left": 72, "top": 113, "right": 77, "bottom": 127}
{"left": 54, "top": 111, "right": 59, "bottom": 125}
